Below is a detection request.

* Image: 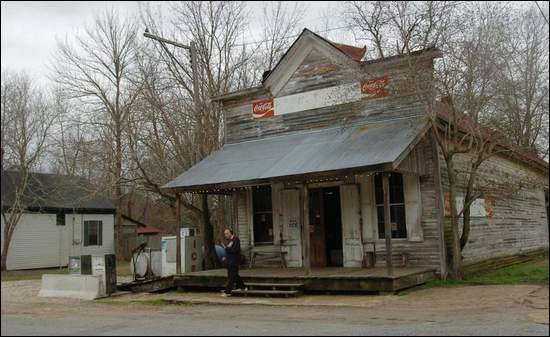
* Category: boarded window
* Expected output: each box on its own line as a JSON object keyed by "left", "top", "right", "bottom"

{"left": 56, "top": 213, "right": 65, "bottom": 226}
{"left": 375, "top": 173, "right": 407, "bottom": 239}
{"left": 84, "top": 220, "right": 103, "bottom": 246}
{"left": 253, "top": 185, "right": 274, "bottom": 244}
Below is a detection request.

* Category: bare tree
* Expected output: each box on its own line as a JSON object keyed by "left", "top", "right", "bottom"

{"left": 1, "top": 72, "right": 57, "bottom": 270}
{"left": 233, "top": 1, "right": 304, "bottom": 87}
{"left": 129, "top": 1, "right": 306, "bottom": 269}
{"left": 132, "top": 1, "right": 251, "bottom": 269}
{"left": 51, "top": 10, "right": 139, "bottom": 255}
{"left": 491, "top": 5, "right": 549, "bottom": 159}
{"left": 260, "top": 2, "right": 304, "bottom": 71}
{"left": 346, "top": 1, "right": 453, "bottom": 59}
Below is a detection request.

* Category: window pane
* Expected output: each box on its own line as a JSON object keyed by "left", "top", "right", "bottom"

{"left": 391, "top": 205, "right": 407, "bottom": 238}
{"left": 56, "top": 213, "right": 65, "bottom": 226}
{"left": 253, "top": 186, "right": 273, "bottom": 244}
{"left": 84, "top": 221, "right": 102, "bottom": 246}
{"left": 374, "top": 175, "right": 383, "bottom": 204}
{"left": 89, "top": 222, "right": 98, "bottom": 245}
{"left": 389, "top": 173, "right": 404, "bottom": 204}
{"left": 253, "top": 186, "right": 272, "bottom": 211}
{"left": 374, "top": 173, "right": 405, "bottom": 205}
{"left": 377, "top": 205, "right": 385, "bottom": 237}
{"left": 98, "top": 222, "right": 103, "bottom": 246}
{"left": 84, "top": 223, "right": 89, "bottom": 246}
{"left": 377, "top": 205, "right": 407, "bottom": 239}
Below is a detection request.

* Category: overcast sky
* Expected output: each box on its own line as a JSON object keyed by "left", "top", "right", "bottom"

{"left": 1, "top": 1, "right": 352, "bottom": 86}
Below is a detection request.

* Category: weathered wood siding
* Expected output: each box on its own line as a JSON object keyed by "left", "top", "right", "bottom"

{"left": 233, "top": 187, "right": 303, "bottom": 267}
{"left": 439, "top": 150, "right": 549, "bottom": 263}
{"left": 223, "top": 48, "right": 432, "bottom": 144}
{"left": 278, "top": 48, "right": 353, "bottom": 97}
{"left": 231, "top": 136, "right": 444, "bottom": 270}
{"left": 361, "top": 136, "right": 444, "bottom": 269}
{"left": 234, "top": 190, "right": 251, "bottom": 253}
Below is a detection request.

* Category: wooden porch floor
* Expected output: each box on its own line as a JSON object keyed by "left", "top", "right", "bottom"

{"left": 175, "top": 267, "right": 437, "bottom": 293}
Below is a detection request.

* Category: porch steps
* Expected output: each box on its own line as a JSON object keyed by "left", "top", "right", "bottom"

{"left": 231, "top": 282, "right": 304, "bottom": 297}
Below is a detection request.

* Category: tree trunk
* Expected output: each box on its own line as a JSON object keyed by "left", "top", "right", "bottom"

{"left": 460, "top": 207, "right": 471, "bottom": 251}
{"left": 115, "top": 127, "right": 123, "bottom": 257}
{"left": 1, "top": 220, "right": 12, "bottom": 271}
{"left": 460, "top": 164, "right": 479, "bottom": 252}
{"left": 201, "top": 194, "right": 219, "bottom": 270}
{"left": 1, "top": 239, "right": 8, "bottom": 271}
{"left": 446, "top": 157, "right": 464, "bottom": 279}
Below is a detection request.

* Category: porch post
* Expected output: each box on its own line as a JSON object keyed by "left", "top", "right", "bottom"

{"left": 302, "top": 183, "right": 311, "bottom": 274}
{"left": 176, "top": 192, "right": 182, "bottom": 275}
{"left": 382, "top": 173, "right": 393, "bottom": 275}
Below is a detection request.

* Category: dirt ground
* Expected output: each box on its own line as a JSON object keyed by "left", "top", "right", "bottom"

{"left": 1, "top": 279, "right": 548, "bottom": 335}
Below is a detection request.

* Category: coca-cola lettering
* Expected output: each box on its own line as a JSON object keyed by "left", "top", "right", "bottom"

{"left": 252, "top": 98, "right": 275, "bottom": 118}
{"left": 361, "top": 76, "right": 389, "bottom": 99}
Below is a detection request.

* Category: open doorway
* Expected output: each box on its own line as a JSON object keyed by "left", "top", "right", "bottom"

{"left": 309, "top": 187, "right": 343, "bottom": 267}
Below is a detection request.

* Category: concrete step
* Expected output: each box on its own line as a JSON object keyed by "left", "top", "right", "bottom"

{"left": 231, "top": 289, "right": 300, "bottom": 297}
{"left": 245, "top": 282, "right": 304, "bottom": 290}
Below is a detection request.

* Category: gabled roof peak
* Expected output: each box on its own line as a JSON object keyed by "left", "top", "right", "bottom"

{"left": 262, "top": 28, "right": 365, "bottom": 96}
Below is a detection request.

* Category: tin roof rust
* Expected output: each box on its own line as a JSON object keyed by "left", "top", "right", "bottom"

{"left": 332, "top": 42, "right": 366, "bottom": 62}
{"left": 162, "top": 116, "right": 428, "bottom": 191}
{"left": 137, "top": 225, "right": 163, "bottom": 235}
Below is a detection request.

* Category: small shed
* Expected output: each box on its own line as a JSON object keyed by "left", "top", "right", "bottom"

{"left": 1, "top": 170, "right": 116, "bottom": 270}
{"left": 120, "top": 215, "right": 162, "bottom": 258}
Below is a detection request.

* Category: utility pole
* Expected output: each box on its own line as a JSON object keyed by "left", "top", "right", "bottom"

{"left": 144, "top": 31, "right": 201, "bottom": 275}
{"left": 144, "top": 31, "right": 200, "bottom": 114}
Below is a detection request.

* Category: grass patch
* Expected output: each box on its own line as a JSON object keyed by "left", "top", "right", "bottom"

{"left": 463, "top": 259, "right": 549, "bottom": 285}
{"left": 98, "top": 299, "right": 194, "bottom": 307}
{"left": 1, "top": 267, "right": 67, "bottom": 282}
{"left": 116, "top": 261, "right": 133, "bottom": 277}
{"left": 407, "top": 258, "right": 549, "bottom": 293}
{"left": 141, "top": 299, "right": 194, "bottom": 306}
{"left": 1, "top": 260, "right": 133, "bottom": 282}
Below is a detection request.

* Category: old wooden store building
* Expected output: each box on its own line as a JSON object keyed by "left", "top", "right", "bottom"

{"left": 164, "top": 29, "right": 549, "bottom": 293}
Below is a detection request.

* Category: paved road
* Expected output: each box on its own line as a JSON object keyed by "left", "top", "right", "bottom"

{"left": 1, "top": 280, "right": 548, "bottom": 336}
{"left": 2, "top": 303, "right": 548, "bottom": 336}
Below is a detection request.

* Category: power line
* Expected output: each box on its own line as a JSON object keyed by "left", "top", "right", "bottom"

{"left": 534, "top": 1, "right": 549, "bottom": 25}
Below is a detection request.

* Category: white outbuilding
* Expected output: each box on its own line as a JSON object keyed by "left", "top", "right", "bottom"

{"left": 1, "top": 171, "right": 116, "bottom": 270}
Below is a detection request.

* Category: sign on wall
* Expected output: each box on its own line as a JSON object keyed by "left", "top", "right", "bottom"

{"left": 360, "top": 76, "right": 390, "bottom": 99}
{"left": 444, "top": 195, "right": 494, "bottom": 218}
{"left": 251, "top": 75, "right": 390, "bottom": 119}
{"left": 252, "top": 98, "right": 274, "bottom": 119}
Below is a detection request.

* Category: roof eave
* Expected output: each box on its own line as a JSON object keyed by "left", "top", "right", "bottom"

{"left": 210, "top": 86, "right": 266, "bottom": 102}
{"left": 163, "top": 162, "right": 396, "bottom": 194}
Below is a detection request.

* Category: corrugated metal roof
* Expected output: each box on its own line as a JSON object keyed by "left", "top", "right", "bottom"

{"left": 1, "top": 171, "right": 115, "bottom": 211}
{"left": 163, "top": 116, "right": 428, "bottom": 190}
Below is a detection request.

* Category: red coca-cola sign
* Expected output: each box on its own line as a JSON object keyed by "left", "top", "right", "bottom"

{"left": 252, "top": 98, "right": 274, "bottom": 118}
{"left": 361, "top": 76, "right": 389, "bottom": 99}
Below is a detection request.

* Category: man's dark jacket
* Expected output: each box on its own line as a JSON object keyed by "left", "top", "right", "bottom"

{"left": 225, "top": 236, "right": 241, "bottom": 267}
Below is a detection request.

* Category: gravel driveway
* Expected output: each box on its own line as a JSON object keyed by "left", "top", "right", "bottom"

{"left": 1, "top": 279, "right": 548, "bottom": 336}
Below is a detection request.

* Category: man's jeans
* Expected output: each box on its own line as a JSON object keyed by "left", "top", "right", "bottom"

{"left": 225, "top": 264, "right": 245, "bottom": 294}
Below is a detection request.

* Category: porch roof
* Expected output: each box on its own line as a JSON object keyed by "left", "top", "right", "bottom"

{"left": 163, "top": 116, "right": 429, "bottom": 192}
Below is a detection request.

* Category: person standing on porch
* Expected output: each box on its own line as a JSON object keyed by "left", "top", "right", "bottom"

{"left": 222, "top": 228, "right": 246, "bottom": 297}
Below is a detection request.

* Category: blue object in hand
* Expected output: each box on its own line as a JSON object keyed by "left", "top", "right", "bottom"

{"left": 215, "top": 244, "right": 226, "bottom": 260}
